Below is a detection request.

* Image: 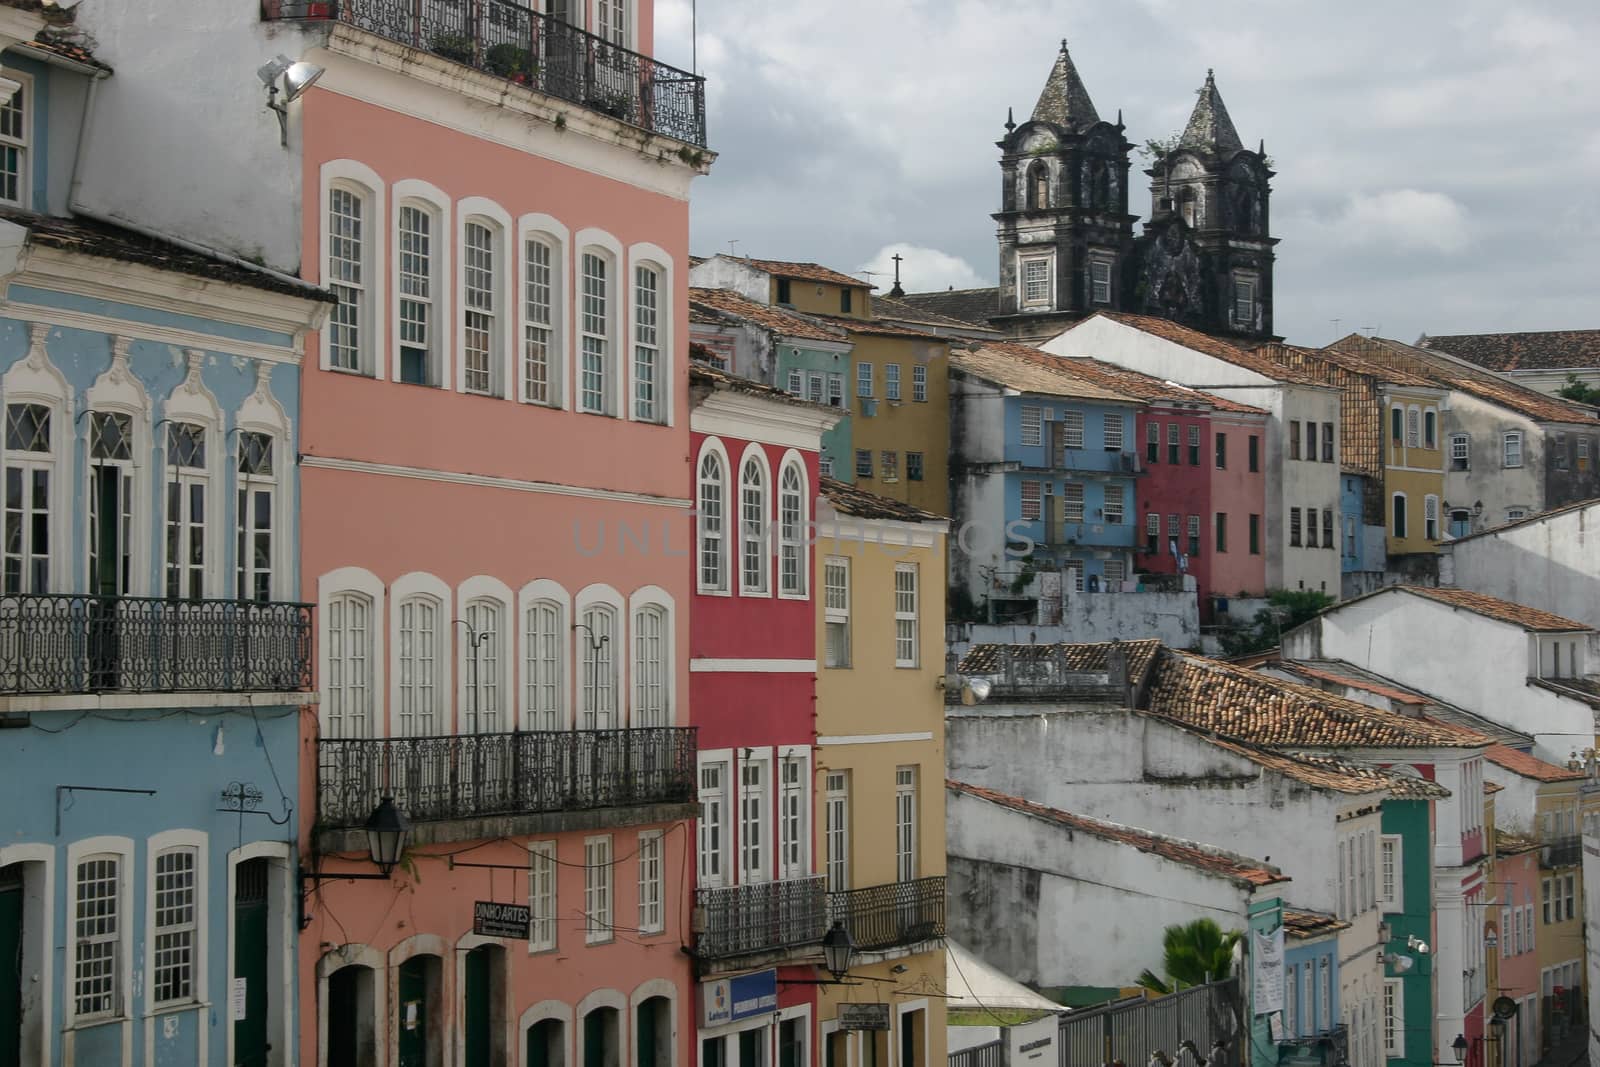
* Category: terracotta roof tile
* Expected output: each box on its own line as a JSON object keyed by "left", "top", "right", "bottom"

{"left": 1283, "top": 910, "right": 1350, "bottom": 940}
{"left": 1381, "top": 772, "right": 1454, "bottom": 799}
{"left": 1086, "top": 312, "right": 1326, "bottom": 386}
{"left": 733, "top": 256, "right": 875, "bottom": 290}
{"left": 1272, "top": 662, "right": 1429, "bottom": 707}
{"left": 1396, "top": 586, "right": 1591, "bottom": 633}
{"left": 819, "top": 476, "right": 946, "bottom": 523}
{"left": 689, "top": 287, "right": 846, "bottom": 343}
{"left": 21, "top": 32, "right": 109, "bottom": 71}
{"left": 952, "top": 343, "right": 1142, "bottom": 403}
{"left": 1420, "top": 330, "right": 1600, "bottom": 373}
{"left": 1530, "top": 677, "right": 1600, "bottom": 709}
{"left": 689, "top": 362, "right": 837, "bottom": 414}
{"left": 956, "top": 639, "right": 1161, "bottom": 685}
{"left": 1484, "top": 780, "right": 1504, "bottom": 795}
{"left": 1496, "top": 830, "right": 1540, "bottom": 856}
{"left": 811, "top": 313, "right": 944, "bottom": 341}
{"left": 872, "top": 295, "right": 1003, "bottom": 335}
{"left": 1484, "top": 745, "right": 1584, "bottom": 783}
{"left": 893, "top": 287, "right": 1002, "bottom": 327}
{"left": 1050, "top": 356, "right": 1267, "bottom": 415}
{"left": 1192, "top": 733, "right": 1444, "bottom": 797}
{"left": 947, "top": 780, "right": 1289, "bottom": 888}
{"left": 1146, "top": 649, "right": 1487, "bottom": 749}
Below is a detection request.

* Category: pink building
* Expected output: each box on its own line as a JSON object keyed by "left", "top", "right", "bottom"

{"left": 686, "top": 364, "right": 839, "bottom": 1067}
{"left": 281, "top": 3, "right": 712, "bottom": 1065}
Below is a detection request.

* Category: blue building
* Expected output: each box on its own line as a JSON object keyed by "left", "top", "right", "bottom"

{"left": 0, "top": 19, "right": 329, "bottom": 1065}
{"left": 949, "top": 343, "right": 1145, "bottom": 620}
{"left": 1278, "top": 912, "right": 1346, "bottom": 1066}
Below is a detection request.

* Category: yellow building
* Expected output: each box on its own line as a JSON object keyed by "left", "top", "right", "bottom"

{"left": 813, "top": 477, "right": 950, "bottom": 1067}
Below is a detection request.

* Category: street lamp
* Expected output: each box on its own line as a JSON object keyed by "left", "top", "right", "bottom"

{"left": 364, "top": 796, "right": 412, "bottom": 876}
{"left": 822, "top": 922, "right": 854, "bottom": 982}
{"left": 1452, "top": 1034, "right": 1468, "bottom": 1064}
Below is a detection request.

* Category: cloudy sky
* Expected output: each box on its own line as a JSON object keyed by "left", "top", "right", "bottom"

{"left": 654, "top": 0, "right": 1600, "bottom": 347}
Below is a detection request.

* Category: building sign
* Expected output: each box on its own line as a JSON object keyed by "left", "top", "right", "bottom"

{"left": 838, "top": 1004, "right": 891, "bottom": 1032}
{"left": 701, "top": 969, "right": 778, "bottom": 1028}
{"left": 473, "top": 901, "right": 532, "bottom": 940}
{"left": 1253, "top": 927, "right": 1285, "bottom": 1015}
{"left": 1007, "top": 1017, "right": 1055, "bottom": 1065}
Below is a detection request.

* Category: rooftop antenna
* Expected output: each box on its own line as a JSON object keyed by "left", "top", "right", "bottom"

{"left": 859, "top": 270, "right": 882, "bottom": 285}
{"left": 1330, "top": 318, "right": 1341, "bottom": 336}
{"left": 1360, "top": 325, "right": 1378, "bottom": 337}
{"left": 727, "top": 239, "right": 739, "bottom": 257}
{"left": 691, "top": 0, "right": 698, "bottom": 74}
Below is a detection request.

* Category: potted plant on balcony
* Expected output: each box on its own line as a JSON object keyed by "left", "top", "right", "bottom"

{"left": 262, "top": 0, "right": 335, "bottom": 17}
{"left": 429, "top": 33, "right": 477, "bottom": 66}
{"left": 485, "top": 43, "right": 537, "bottom": 85}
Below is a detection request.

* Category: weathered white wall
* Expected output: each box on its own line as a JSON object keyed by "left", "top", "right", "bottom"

{"left": 947, "top": 786, "right": 1261, "bottom": 989}
{"left": 1485, "top": 768, "right": 1540, "bottom": 834}
{"left": 950, "top": 373, "right": 1012, "bottom": 608}
{"left": 1442, "top": 392, "right": 1544, "bottom": 527}
{"left": 688, "top": 256, "right": 771, "bottom": 304}
{"left": 1584, "top": 826, "right": 1600, "bottom": 1067}
{"left": 69, "top": 2, "right": 323, "bottom": 269}
{"left": 1277, "top": 383, "right": 1344, "bottom": 598}
{"left": 1284, "top": 593, "right": 1593, "bottom": 764}
{"left": 948, "top": 592, "right": 1200, "bottom": 652}
{"left": 1440, "top": 501, "right": 1600, "bottom": 631}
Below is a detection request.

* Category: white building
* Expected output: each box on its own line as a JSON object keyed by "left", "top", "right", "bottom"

{"left": 1439, "top": 499, "right": 1600, "bottom": 632}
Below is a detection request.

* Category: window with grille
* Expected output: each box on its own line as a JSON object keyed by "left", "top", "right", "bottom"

{"left": 880, "top": 451, "right": 898, "bottom": 482}
{"left": 1424, "top": 496, "right": 1439, "bottom": 540}
{"left": 89, "top": 410, "right": 133, "bottom": 597}
{"left": 698, "top": 451, "right": 726, "bottom": 592}
{"left": 856, "top": 362, "right": 873, "bottom": 398}
{"left": 1102, "top": 484, "right": 1124, "bottom": 524}
{"left": 1147, "top": 422, "right": 1160, "bottom": 463}
{"left": 462, "top": 221, "right": 499, "bottom": 395}
{"left": 529, "top": 841, "right": 557, "bottom": 950}
{"left": 580, "top": 252, "right": 610, "bottom": 413}
{"left": 1188, "top": 424, "right": 1201, "bottom": 465}
{"left": 152, "top": 848, "right": 197, "bottom": 1006}
{"left": 580, "top": 605, "right": 616, "bottom": 728}
{"left": 818, "top": 456, "right": 833, "bottom": 477}
{"left": 1103, "top": 412, "right": 1123, "bottom": 450}
{"left": 828, "top": 374, "right": 844, "bottom": 408}
{"left": 3, "top": 402, "right": 52, "bottom": 594}
{"left": 824, "top": 557, "right": 850, "bottom": 668}
{"left": 1383, "top": 980, "right": 1402, "bottom": 1057}
{"left": 698, "top": 763, "right": 727, "bottom": 885}
{"left": 396, "top": 595, "right": 440, "bottom": 736}
{"left": 912, "top": 365, "right": 927, "bottom": 402}
{"left": 1187, "top": 514, "right": 1200, "bottom": 555}
{"left": 825, "top": 771, "right": 849, "bottom": 892}
{"left": 634, "top": 265, "right": 661, "bottom": 421}
{"left": 1020, "top": 481, "right": 1042, "bottom": 521}
{"left": 854, "top": 449, "right": 872, "bottom": 478}
{"left": 885, "top": 364, "right": 901, "bottom": 401}
{"left": 894, "top": 564, "right": 919, "bottom": 667}
{"left": 236, "top": 431, "right": 275, "bottom": 601}
{"left": 779, "top": 757, "right": 806, "bottom": 879}
{"left": 637, "top": 831, "right": 663, "bottom": 934}
{"left": 1145, "top": 512, "right": 1159, "bottom": 553}
{"left": 525, "top": 599, "right": 563, "bottom": 730}
{"left": 907, "top": 452, "right": 924, "bottom": 481}
{"left": 1405, "top": 407, "right": 1420, "bottom": 448}
{"left": 325, "top": 592, "right": 372, "bottom": 738}
{"left": 397, "top": 204, "right": 435, "bottom": 385}
{"left": 895, "top": 767, "right": 918, "bottom": 881}
{"left": 1289, "top": 507, "right": 1302, "bottom": 546}
{"left": 1167, "top": 423, "right": 1180, "bottom": 464}
{"left": 1232, "top": 275, "right": 1255, "bottom": 324}
{"left": 596, "top": 0, "right": 627, "bottom": 46}
{"left": 740, "top": 458, "right": 768, "bottom": 593}
{"left": 779, "top": 464, "right": 806, "bottom": 595}
{"left": 1064, "top": 561, "right": 1083, "bottom": 592}
{"left": 165, "top": 421, "right": 208, "bottom": 600}
{"left": 463, "top": 599, "right": 503, "bottom": 733}
{"left": 806, "top": 373, "right": 824, "bottom": 405}
{"left": 1062, "top": 483, "right": 1084, "bottom": 523}
{"left": 584, "top": 836, "right": 613, "bottom": 943}
{"left": 1020, "top": 405, "right": 1042, "bottom": 446}
{"left": 740, "top": 759, "right": 767, "bottom": 882}
{"left": 74, "top": 855, "right": 120, "bottom": 1020}
{"left": 1061, "top": 411, "right": 1084, "bottom": 449}
{"left": 1380, "top": 836, "right": 1401, "bottom": 910}
{"left": 633, "top": 605, "right": 666, "bottom": 727}
{"left": 327, "top": 187, "right": 367, "bottom": 372}
{"left": 524, "top": 238, "right": 556, "bottom": 403}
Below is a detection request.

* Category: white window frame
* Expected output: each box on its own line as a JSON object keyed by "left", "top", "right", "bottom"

{"left": 2, "top": 340, "right": 69, "bottom": 595}
{"left": 391, "top": 572, "right": 452, "bottom": 738}
{"left": 583, "top": 835, "right": 613, "bottom": 945}
{"left": 232, "top": 366, "right": 293, "bottom": 603}
{"left": 575, "top": 584, "right": 624, "bottom": 730}
{"left": 628, "top": 243, "right": 674, "bottom": 425}
{"left": 1019, "top": 254, "right": 1053, "bottom": 310}
{"left": 912, "top": 364, "right": 927, "bottom": 402}
{"left": 518, "top": 214, "right": 570, "bottom": 409}
{"left": 1232, "top": 273, "right": 1256, "bottom": 326}
{"left": 162, "top": 355, "right": 223, "bottom": 601}
{"left": 1060, "top": 410, "right": 1085, "bottom": 450}
{"left": 637, "top": 830, "right": 664, "bottom": 935}
{"left": 1424, "top": 495, "right": 1439, "bottom": 540}
{"left": 777, "top": 747, "right": 811, "bottom": 882}
{"left": 739, "top": 753, "right": 770, "bottom": 884}
{"left": 1089, "top": 258, "right": 1112, "bottom": 305}
{"left": 458, "top": 577, "right": 514, "bottom": 735}
{"left": 392, "top": 180, "right": 452, "bottom": 387}
{"left": 1102, "top": 483, "right": 1125, "bottom": 525}
{"left": 529, "top": 840, "right": 558, "bottom": 952}
{"left": 885, "top": 364, "right": 901, "bottom": 401}
{"left": 1405, "top": 405, "right": 1420, "bottom": 448}
{"left": 894, "top": 563, "right": 919, "bottom": 668}
{"left": 738, "top": 445, "right": 772, "bottom": 597}
{"left": 319, "top": 160, "right": 386, "bottom": 375}
{"left": 1450, "top": 432, "right": 1470, "bottom": 469}
{"left": 1020, "top": 480, "right": 1042, "bottom": 522}
{"left": 66, "top": 835, "right": 135, "bottom": 1026}
{"left": 825, "top": 770, "right": 849, "bottom": 893}
{"left": 85, "top": 357, "right": 148, "bottom": 598}
{"left": 575, "top": 229, "right": 625, "bottom": 416}
{"left": 629, "top": 586, "right": 674, "bottom": 728}
{"left": 697, "top": 754, "right": 731, "bottom": 888}
{"left": 1503, "top": 430, "right": 1523, "bottom": 469}
{"left": 1383, "top": 979, "right": 1402, "bottom": 1058}
{"left": 696, "top": 437, "right": 731, "bottom": 595}
{"left": 147, "top": 830, "right": 208, "bottom": 1012}
{"left": 824, "top": 556, "right": 851, "bottom": 669}
{"left": 1380, "top": 835, "right": 1402, "bottom": 912}
{"left": 1103, "top": 412, "right": 1124, "bottom": 451}
{"left": 1062, "top": 482, "right": 1085, "bottom": 524}
{"left": 0, "top": 72, "right": 33, "bottom": 209}
{"left": 856, "top": 361, "right": 873, "bottom": 399}
{"left": 163, "top": 419, "right": 212, "bottom": 600}
{"left": 778, "top": 454, "right": 809, "bottom": 598}
{"left": 457, "top": 201, "right": 514, "bottom": 398}
{"left": 1020, "top": 404, "right": 1042, "bottom": 447}
{"left": 319, "top": 567, "right": 384, "bottom": 739}
{"left": 520, "top": 579, "right": 570, "bottom": 731}
{"left": 895, "top": 766, "right": 918, "bottom": 881}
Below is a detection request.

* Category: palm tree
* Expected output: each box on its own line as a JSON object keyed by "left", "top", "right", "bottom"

{"left": 1136, "top": 919, "right": 1242, "bottom": 995}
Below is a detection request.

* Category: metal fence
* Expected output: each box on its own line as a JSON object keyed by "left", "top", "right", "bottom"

{"left": 266, "top": 0, "right": 708, "bottom": 147}
{"left": 949, "top": 1040, "right": 1003, "bottom": 1067}
{"left": 828, "top": 876, "right": 944, "bottom": 952}
{"left": 1539, "top": 837, "right": 1582, "bottom": 868}
{"left": 696, "top": 876, "right": 828, "bottom": 960}
{"left": 0, "top": 593, "right": 312, "bottom": 694}
{"left": 1058, "top": 979, "right": 1242, "bottom": 1067}
{"left": 317, "top": 726, "right": 697, "bottom": 826}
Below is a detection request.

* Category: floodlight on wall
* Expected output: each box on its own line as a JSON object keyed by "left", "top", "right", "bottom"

{"left": 258, "top": 54, "right": 325, "bottom": 146}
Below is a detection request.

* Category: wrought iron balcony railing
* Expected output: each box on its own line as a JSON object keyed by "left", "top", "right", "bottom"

{"left": 1540, "top": 836, "right": 1583, "bottom": 869}
{"left": 696, "top": 876, "right": 828, "bottom": 961}
{"left": 827, "top": 876, "right": 944, "bottom": 952}
{"left": 0, "top": 593, "right": 312, "bottom": 695}
{"left": 263, "top": 0, "right": 708, "bottom": 148}
{"left": 317, "top": 726, "right": 696, "bottom": 827}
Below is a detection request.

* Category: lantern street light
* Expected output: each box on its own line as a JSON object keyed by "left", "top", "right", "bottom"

{"left": 299, "top": 797, "right": 413, "bottom": 928}
{"left": 1452, "top": 1034, "right": 1469, "bottom": 1064}
{"left": 822, "top": 922, "right": 854, "bottom": 983}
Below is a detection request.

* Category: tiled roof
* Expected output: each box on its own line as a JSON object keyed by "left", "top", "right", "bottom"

{"left": 1283, "top": 910, "right": 1350, "bottom": 940}
{"left": 1531, "top": 677, "right": 1600, "bottom": 710}
{"left": 1030, "top": 41, "right": 1101, "bottom": 132}
{"left": 1380, "top": 771, "right": 1454, "bottom": 800}
{"left": 1496, "top": 830, "right": 1540, "bottom": 856}
{"left": 1330, "top": 335, "right": 1600, "bottom": 426}
{"left": 688, "top": 287, "right": 846, "bottom": 344}
{"left": 1271, "top": 662, "right": 1428, "bottom": 707}
{"left": 1443, "top": 497, "right": 1600, "bottom": 545}
{"left": 732, "top": 256, "right": 874, "bottom": 290}
{"left": 819, "top": 476, "right": 946, "bottom": 523}
{"left": 1420, "top": 330, "right": 1600, "bottom": 373}
{"left": 689, "top": 362, "right": 836, "bottom": 413}
{"left": 1178, "top": 71, "right": 1245, "bottom": 156}
{"left": 893, "top": 287, "right": 1002, "bottom": 328}
{"left": 957, "top": 639, "right": 1163, "bottom": 686}
{"left": 1050, "top": 355, "right": 1266, "bottom": 415}
{"left": 1395, "top": 586, "right": 1591, "bottom": 633}
{"left": 1200, "top": 734, "right": 1443, "bottom": 797}
{"left": 812, "top": 313, "right": 944, "bottom": 341}
{"left": 1484, "top": 745, "right": 1584, "bottom": 783}
{"left": 20, "top": 34, "right": 108, "bottom": 71}
{"left": 1146, "top": 649, "right": 1487, "bottom": 750}
{"left": 872, "top": 295, "right": 1003, "bottom": 336}
{"left": 952, "top": 343, "right": 1141, "bottom": 403}
{"left": 0, "top": 208, "right": 332, "bottom": 301}
{"left": 1085, "top": 312, "right": 1325, "bottom": 386}
{"left": 947, "top": 780, "right": 1289, "bottom": 888}
{"left": 1484, "top": 780, "right": 1504, "bottom": 795}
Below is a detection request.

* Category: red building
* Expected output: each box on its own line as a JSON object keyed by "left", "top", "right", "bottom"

{"left": 1054, "top": 357, "right": 1268, "bottom": 618}
{"left": 687, "top": 364, "right": 840, "bottom": 1067}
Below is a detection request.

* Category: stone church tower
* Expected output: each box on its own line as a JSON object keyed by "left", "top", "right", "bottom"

{"left": 992, "top": 41, "right": 1135, "bottom": 342}
{"left": 1130, "top": 70, "right": 1278, "bottom": 341}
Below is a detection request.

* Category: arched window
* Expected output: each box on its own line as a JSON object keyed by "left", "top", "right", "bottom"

{"left": 778, "top": 460, "right": 807, "bottom": 596}
{"left": 525, "top": 598, "right": 564, "bottom": 731}
{"left": 579, "top": 604, "right": 616, "bottom": 729}
{"left": 325, "top": 591, "right": 374, "bottom": 738}
{"left": 1178, "top": 187, "right": 1197, "bottom": 227}
{"left": 396, "top": 594, "right": 442, "bottom": 736}
{"left": 235, "top": 429, "right": 277, "bottom": 602}
{"left": 462, "top": 218, "right": 503, "bottom": 397}
{"left": 1027, "top": 162, "right": 1048, "bottom": 210}
{"left": 696, "top": 448, "right": 726, "bottom": 593}
{"left": 739, "top": 455, "right": 769, "bottom": 595}
{"left": 462, "top": 597, "right": 504, "bottom": 733}
{"left": 2, "top": 398, "right": 56, "bottom": 594}
{"left": 632, "top": 604, "right": 666, "bottom": 728}
{"left": 164, "top": 420, "right": 209, "bottom": 600}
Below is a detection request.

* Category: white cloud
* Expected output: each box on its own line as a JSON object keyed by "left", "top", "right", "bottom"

{"left": 858, "top": 244, "right": 989, "bottom": 294}
{"left": 1333, "top": 190, "right": 1471, "bottom": 254}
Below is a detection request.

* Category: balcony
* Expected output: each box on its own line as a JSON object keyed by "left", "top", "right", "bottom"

{"left": 695, "top": 876, "right": 828, "bottom": 966}
{"left": 827, "top": 876, "right": 944, "bottom": 953}
{"left": 1540, "top": 836, "right": 1582, "bottom": 868}
{"left": 263, "top": 0, "right": 708, "bottom": 148}
{"left": 0, "top": 593, "right": 312, "bottom": 696}
{"left": 317, "top": 727, "right": 696, "bottom": 846}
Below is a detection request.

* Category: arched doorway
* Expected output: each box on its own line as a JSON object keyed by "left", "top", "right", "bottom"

{"left": 397, "top": 954, "right": 443, "bottom": 1067}
{"left": 328, "top": 963, "right": 377, "bottom": 1067}
{"left": 528, "top": 1016, "right": 566, "bottom": 1067}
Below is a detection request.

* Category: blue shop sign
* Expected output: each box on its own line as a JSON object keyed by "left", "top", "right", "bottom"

{"left": 700, "top": 969, "right": 778, "bottom": 1027}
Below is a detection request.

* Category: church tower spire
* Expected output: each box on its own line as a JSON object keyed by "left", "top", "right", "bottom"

{"left": 1031, "top": 40, "right": 1101, "bottom": 131}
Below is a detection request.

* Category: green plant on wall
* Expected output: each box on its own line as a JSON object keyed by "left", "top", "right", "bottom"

{"left": 430, "top": 33, "right": 476, "bottom": 65}
{"left": 1136, "top": 918, "right": 1241, "bottom": 994}
{"left": 485, "top": 43, "right": 536, "bottom": 81}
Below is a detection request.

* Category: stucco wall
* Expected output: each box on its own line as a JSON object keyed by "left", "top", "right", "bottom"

{"left": 1442, "top": 392, "right": 1544, "bottom": 527}
{"left": 1440, "top": 502, "right": 1600, "bottom": 631}
{"left": 947, "top": 590, "right": 1200, "bottom": 653}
